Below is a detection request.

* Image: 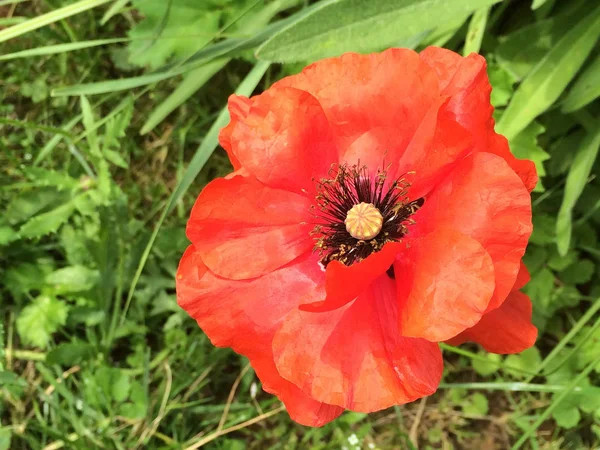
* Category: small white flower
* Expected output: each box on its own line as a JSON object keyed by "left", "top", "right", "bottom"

{"left": 348, "top": 434, "right": 360, "bottom": 446}
{"left": 250, "top": 382, "right": 258, "bottom": 399}
{"left": 368, "top": 443, "right": 376, "bottom": 450}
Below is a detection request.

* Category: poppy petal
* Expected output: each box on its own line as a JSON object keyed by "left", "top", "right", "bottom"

{"left": 419, "top": 46, "right": 537, "bottom": 192}
{"left": 413, "top": 152, "right": 532, "bottom": 311}
{"left": 176, "top": 246, "right": 344, "bottom": 426}
{"left": 227, "top": 87, "right": 338, "bottom": 194}
{"left": 187, "top": 176, "right": 313, "bottom": 280}
{"left": 219, "top": 94, "right": 252, "bottom": 170}
{"left": 273, "top": 275, "right": 443, "bottom": 412}
{"left": 300, "top": 242, "right": 403, "bottom": 313}
{"left": 513, "top": 261, "right": 531, "bottom": 291}
{"left": 398, "top": 103, "right": 473, "bottom": 199}
{"left": 445, "top": 291, "right": 537, "bottom": 354}
{"left": 395, "top": 228, "right": 495, "bottom": 342}
{"left": 275, "top": 48, "right": 441, "bottom": 163}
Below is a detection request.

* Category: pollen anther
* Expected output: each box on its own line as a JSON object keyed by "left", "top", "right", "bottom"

{"left": 345, "top": 202, "right": 383, "bottom": 240}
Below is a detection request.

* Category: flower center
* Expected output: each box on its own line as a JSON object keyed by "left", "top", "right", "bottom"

{"left": 345, "top": 202, "right": 383, "bottom": 240}
{"left": 311, "top": 162, "right": 424, "bottom": 267}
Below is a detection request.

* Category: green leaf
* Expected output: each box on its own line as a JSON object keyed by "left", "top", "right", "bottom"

{"left": 16, "top": 296, "right": 69, "bottom": 349}
{"left": 505, "top": 347, "right": 542, "bottom": 379}
{"left": 18, "top": 201, "right": 76, "bottom": 239}
{"left": 552, "top": 404, "right": 581, "bottom": 429}
{"left": 0, "top": 227, "right": 18, "bottom": 246}
{"left": 45, "top": 266, "right": 100, "bottom": 294}
{"left": 562, "top": 54, "right": 600, "bottom": 113}
{"left": 128, "top": 0, "right": 221, "bottom": 69}
{"left": 256, "top": 0, "right": 501, "bottom": 63}
{"left": 496, "top": 5, "right": 600, "bottom": 141}
{"left": 0, "top": 428, "right": 11, "bottom": 450}
{"left": 525, "top": 268, "right": 555, "bottom": 315}
{"left": 509, "top": 121, "right": 549, "bottom": 192}
{"left": 4, "top": 188, "right": 68, "bottom": 225}
{"left": 472, "top": 352, "right": 502, "bottom": 376}
{"left": 556, "top": 126, "right": 600, "bottom": 255}
{"left": 463, "top": 392, "right": 489, "bottom": 415}
{"left": 112, "top": 371, "right": 131, "bottom": 402}
{"left": 559, "top": 260, "right": 595, "bottom": 285}
{"left": 46, "top": 342, "right": 96, "bottom": 366}
{"left": 463, "top": 7, "right": 489, "bottom": 56}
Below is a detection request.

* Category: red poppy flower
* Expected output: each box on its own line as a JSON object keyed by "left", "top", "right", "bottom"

{"left": 176, "top": 46, "right": 538, "bottom": 426}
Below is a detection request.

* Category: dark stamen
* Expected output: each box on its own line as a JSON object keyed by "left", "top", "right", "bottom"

{"left": 311, "top": 162, "right": 424, "bottom": 266}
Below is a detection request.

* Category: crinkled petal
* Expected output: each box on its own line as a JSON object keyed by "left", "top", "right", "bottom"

{"left": 398, "top": 103, "right": 473, "bottom": 199}
{"left": 187, "top": 176, "right": 313, "bottom": 280}
{"left": 275, "top": 48, "right": 441, "bottom": 165}
{"left": 300, "top": 242, "right": 402, "bottom": 313}
{"left": 176, "top": 246, "right": 343, "bottom": 426}
{"left": 419, "top": 46, "right": 537, "bottom": 192}
{"left": 395, "top": 229, "right": 495, "bottom": 342}
{"left": 227, "top": 87, "right": 338, "bottom": 194}
{"left": 445, "top": 291, "right": 537, "bottom": 354}
{"left": 273, "top": 275, "right": 443, "bottom": 412}
{"left": 413, "top": 152, "right": 532, "bottom": 311}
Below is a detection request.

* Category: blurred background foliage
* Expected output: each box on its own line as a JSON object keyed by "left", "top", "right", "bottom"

{"left": 1, "top": 0, "right": 600, "bottom": 448}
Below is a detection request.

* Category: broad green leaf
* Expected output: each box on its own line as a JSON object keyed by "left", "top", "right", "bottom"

{"left": 45, "top": 266, "right": 100, "bottom": 294}
{"left": 562, "top": 54, "right": 600, "bottom": 113}
{"left": 0, "top": 0, "right": 112, "bottom": 44}
{"left": 472, "top": 352, "right": 502, "bottom": 376}
{"left": 496, "top": 6, "right": 600, "bottom": 141}
{"left": 552, "top": 404, "right": 581, "bottom": 429}
{"left": 559, "top": 260, "right": 595, "bottom": 285}
{"left": 256, "top": 0, "right": 501, "bottom": 63}
{"left": 127, "top": 0, "right": 220, "bottom": 69}
{"left": 16, "top": 296, "right": 69, "bottom": 349}
{"left": 0, "top": 226, "right": 18, "bottom": 246}
{"left": 505, "top": 347, "right": 542, "bottom": 380}
{"left": 18, "top": 200, "right": 76, "bottom": 239}
{"left": 140, "top": 58, "right": 228, "bottom": 134}
{"left": 509, "top": 121, "right": 549, "bottom": 192}
{"left": 556, "top": 126, "right": 600, "bottom": 255}
{"left": 0, "top": 38, "right": 127, "bottom": 61}
{"left": 4, "top": 188, "right": 68, "bottom": 225}
{"left": 463, "top": 7, "right": 489, "bottom": 55}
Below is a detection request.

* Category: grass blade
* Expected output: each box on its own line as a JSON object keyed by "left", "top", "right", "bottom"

{"left": 120, "top": 61, "right": 270, "bottom": 327}
{"left": 0, "top": 0, "right": 113, "bottom": 44}
{"left": 496, "top": 4, "right": 600, "bottom": 140}
{"left": 463, "top": 7, "right": 489, "bottom": 55}
{"left": 556, "top": 125, "right": 600, "bottom": 255}
{"left": 101, "top": 0, "right": 130, "bottom": 25}
{"left": 0, "top": 38, "right": 127, "bottom": 61}
{"left": 561, "top": 54, "right": 600, "bottom": 112}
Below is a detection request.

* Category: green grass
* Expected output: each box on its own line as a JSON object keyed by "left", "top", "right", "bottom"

{"left": 1, "top": 0, "right": 600, "bottom": 449}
